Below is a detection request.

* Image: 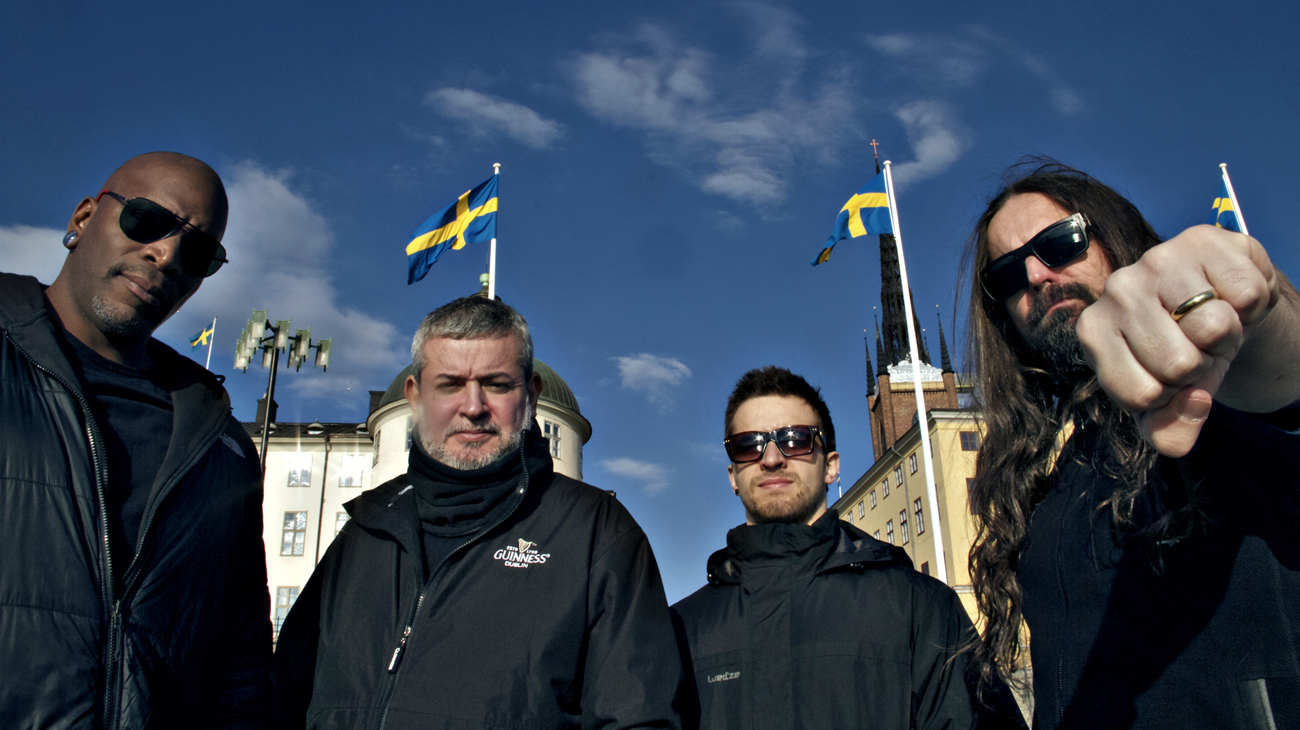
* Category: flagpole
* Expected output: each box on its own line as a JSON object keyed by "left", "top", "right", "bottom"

{"left": 488, "top": 162, "right": 501, "bottom": 299}
{"left": 882, "top": 160, "right": 948, "bottom": 586}
{"left": 205, "top": 317, "right": 216, "bottom": 370}
{"left": 1219, "top": 163, "right": 1249, "bottom": 236}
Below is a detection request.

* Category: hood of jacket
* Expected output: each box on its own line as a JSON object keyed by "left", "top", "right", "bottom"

{"left": 705, "top": 509, "right": 910, "bottom": 586}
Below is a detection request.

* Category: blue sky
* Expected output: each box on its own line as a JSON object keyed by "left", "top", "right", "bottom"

{"left": 3, "top": 1, "right": 1296, "bottom": 602}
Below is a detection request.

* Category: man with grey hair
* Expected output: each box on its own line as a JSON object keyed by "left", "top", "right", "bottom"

{"left": 275, "top": 296, "right": 683, "bottom": 729}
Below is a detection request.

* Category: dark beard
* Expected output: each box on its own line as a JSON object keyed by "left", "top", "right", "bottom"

{"left": 1023, "top": 282, "right": 1096, "bottom": 384}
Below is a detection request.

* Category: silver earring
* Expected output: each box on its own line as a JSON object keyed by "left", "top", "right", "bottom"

{"left": 63, "top": 231, "right": 78, "bottom": 247}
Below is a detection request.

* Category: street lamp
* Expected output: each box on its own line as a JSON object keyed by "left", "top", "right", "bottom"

{"left": 234, "top": 310, "right": 333, "bottom": 473}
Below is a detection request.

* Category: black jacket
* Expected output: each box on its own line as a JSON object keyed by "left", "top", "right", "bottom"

{"left": 1020, "top": 403, "right": 1300, "bottom": 729}
{"left": 273, "top": 432, "right": 682, "bottom": 729}
{"left": 0, "top": 273, "right": 272, "bottom": 728}
{"left": 671, "top": 512, "right": 1016, "bottom": 730}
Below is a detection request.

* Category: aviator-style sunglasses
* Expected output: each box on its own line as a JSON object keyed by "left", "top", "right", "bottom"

{"left": 980, "top": 212, "right": 1090, "bottom": 302}
{"left": 724, "top": 425, "right": 826, "bottom": 464}
{"left": 96, "top": 191, "right": 228, "bottom": 277}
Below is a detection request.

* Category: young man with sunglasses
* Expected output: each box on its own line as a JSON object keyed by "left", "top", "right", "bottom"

{"left": 670, "top": 366, "right": 1023, "bottom": 730}
{"left": 0, "top": 152, "right": 272, "bottom": 727}
{"left": 965, "top": 160, "right": 1300, "bottom": 729}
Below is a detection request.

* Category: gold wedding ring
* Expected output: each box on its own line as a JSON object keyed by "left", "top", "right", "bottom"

{"left": 1171, "top": 290, "right": 1217, "bottom": 322}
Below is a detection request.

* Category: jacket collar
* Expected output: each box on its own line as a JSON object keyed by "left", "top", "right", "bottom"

{"left": 344, "top": 425, "right": 554, "bottom": 556}
{"left": 0, "top": 272, "right": 236, "bottom": 489}
{"left": 706, "top": 510, "right": 911, "bottom": 585}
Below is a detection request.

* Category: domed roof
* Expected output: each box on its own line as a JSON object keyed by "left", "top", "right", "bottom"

{"left": 375, "top": 358, "right": 584, "bottom": 417}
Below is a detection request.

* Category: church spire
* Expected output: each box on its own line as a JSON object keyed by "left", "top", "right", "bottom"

{"left": 936, "top": 313, "right": 953, "bottom": 373}
{"left": 872, "top": 141, "right": 929, "bottom": 368}
{"left": 874, "top": 317, "right": 888, "bottom": 377}
{"left": 864, "top": 333, "right": 876, "bottom": 396}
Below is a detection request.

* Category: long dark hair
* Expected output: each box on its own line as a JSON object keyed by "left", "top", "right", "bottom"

{"left": 960, "top": 159, "right": 1173, "bottom": 695}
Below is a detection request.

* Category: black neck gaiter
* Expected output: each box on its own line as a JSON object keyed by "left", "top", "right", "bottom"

{"left": 406, "top": 423, "right": 553, "bottom": 578}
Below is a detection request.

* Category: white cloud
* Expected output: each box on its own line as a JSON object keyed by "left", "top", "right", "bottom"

{"left": 613, "top": 353, "right": 691, "bottom": 412}
{"left": 602, "top": 457, "right": 670, "bottom": 494}
{"left": 572, "top": 14, "right": 857, "bottom": 211}
{"left": 864, "top": 32, "right": 987, "bottom": 86}
{"left": 0, "top": 225, "right": 65, "bottom": 285}
{"left": 888, "top": 102, "right": 969, "bottom": 188}
{"left": 425, "top": 88, "right": 563, "bottom": 149}
{"left": 155, "top": 161, "right": 408, "bottom": 405}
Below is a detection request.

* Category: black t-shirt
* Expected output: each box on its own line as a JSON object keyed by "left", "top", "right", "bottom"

{"left": 64, "top": 334, "right": 173, "bottom": 592}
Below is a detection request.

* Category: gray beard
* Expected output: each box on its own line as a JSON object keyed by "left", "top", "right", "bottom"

{"left": 423, "top": 401, "right": 534, "bottom": 471}
{"left": 92, "top": 295, "right": 153, "bottom": 340}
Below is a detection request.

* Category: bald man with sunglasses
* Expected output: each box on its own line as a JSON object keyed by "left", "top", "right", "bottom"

{"left": 670, "top": 366, "right": 1024, "bottom": 730}
{"left": 0, "top": 152, "right": 272, "bottom": 728}
{"left": 964, "top": 160, "right": 1300, "bottom": 729}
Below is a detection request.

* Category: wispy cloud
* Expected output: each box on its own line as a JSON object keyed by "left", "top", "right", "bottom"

{"left": 888, "top": 102, "right": 969, "bottom": 188}
{"left": 866, "top": 25, "right": 1083, "bottom": 115}
{"left": 613, "top": 353, "right": 692, "bottom": 412}
{"left": 425, "top": 88, "right": 563, "bottom": 149}
{"left": 0, "top": 224, "right": 65, "bottom": 285}
{"left": 602, "top": 457, "right": 670, "bottom": 494}
{"left": 571, "top": 10, "right": 857, "bottom": 211}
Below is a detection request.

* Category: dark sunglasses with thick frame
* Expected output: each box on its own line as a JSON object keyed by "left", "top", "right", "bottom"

{"left": 724, "top": 425, "right": 826, "bottom": 464}
{"left": 96, "top": 190, "right": 228, "bottom": 278}
{"left": 981, "top": 212, "right": 1090, "bottom": 302}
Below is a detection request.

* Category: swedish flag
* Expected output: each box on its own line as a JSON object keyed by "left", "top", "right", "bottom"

{"left": 811, "top": 172, "right": 893, "bottom": 266}
{"left": 1207, "top": 178, "right": 1242, "bottom": 233}
{"left": 407, "top": 175, "right": 499, "bottom": 285}
{"left": 189, "top": 322, "right": 215, "bottom": 349}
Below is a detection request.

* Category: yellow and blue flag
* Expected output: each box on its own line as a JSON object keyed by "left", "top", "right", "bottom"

{"left": 407, "top": 175, "right": 499, "bottom": 285}
{"left": 811, "top": 172, "right": 893, "bottom": 266}
{"left": 189, "top": 321, "right": 215, "bottom": 349}
{"left": 1207, "top": 178, "right": 1242, "bottom": 233}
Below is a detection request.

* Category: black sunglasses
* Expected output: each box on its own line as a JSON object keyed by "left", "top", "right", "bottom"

{"left": 724, "top": 425, "right": 825, "bottom": 464}
{"left": 96, "top": 191, "right": 228, "bottom": 277}
{"left": 981, "top": 212, "right": 1089, "bottom": 302}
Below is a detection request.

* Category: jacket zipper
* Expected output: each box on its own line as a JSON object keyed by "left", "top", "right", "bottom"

{"left": 7, "top": 334, "right": 118, "bottom": 728}
{"left": 375, "top": 444, "right": 533, "bottom": 730}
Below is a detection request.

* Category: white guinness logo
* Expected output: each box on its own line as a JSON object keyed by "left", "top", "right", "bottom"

{"left": 493, "top": 537, "right": 550, "bottom": 569}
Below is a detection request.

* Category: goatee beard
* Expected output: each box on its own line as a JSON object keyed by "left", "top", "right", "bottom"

{"left": 1024, "top": 282, "right": 1096, "bottom": 383}
{"left": 422, "top": 401, "right": 534, "bottom": 471}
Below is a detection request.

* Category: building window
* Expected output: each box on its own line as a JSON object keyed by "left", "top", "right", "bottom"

{"left": 920, "top": 562, "right": 930, "bottom": 576}
{"left": 914, "top": 498, "right": 925, "bottom": 534}
{"left": 967, "top": 478, "right": 978, "bottom": 515}
{"left": 899, "top": 510, "right": 910, "bottom": 544}
{"left": 960, "top": 431, "right": 981, "bottom": 451}
{"left": 882, "top": 478, "right": 890, "bottom": 498}
{"left": 405, "top": 416, "right": 413, "bottom": 452}
{"left": 335, "top": 511, "right": 349, "bottom": 536}
{"left": 339, "top": 453, "right": 366, "bottom": 487}
{"left": 874, "top": 530, "right": 881, "bottom": 540}
{"left": 274, "top": 586, "right": 299, "bottom": 640}
{"left": 909, "top": 453, "right": 918, "bottom": 474}
{"left": 372, "top": 430, "right": 382, "bottom": 467}
{"left": 845, "top": 512, "right": 853, "bottom": 524}
{"left": 869, "top": 489, "right": 877, "bottom": 509}
{"left": 886, "top": 519, "right": 894, "bottom": 545}
{"left": 281, "top": 511, "right": 307, "bottom": 556}
{"left": 857, "top": 500, "right": 865, "bottom": 518}
{"left": 893, "top": 466, "right": 903, "bottom": 486}
{"left": 286, "top": 454, "right": 312, "bottom": 488}
{"left": 543, "top": 420, "right": 562, "bottom": 458}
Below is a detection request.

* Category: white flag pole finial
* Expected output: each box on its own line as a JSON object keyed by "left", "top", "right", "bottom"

{"left": 488, "top": 163, "right": 501, "bottom": 299}
{"left": 881, "top": 160, "right": 949, "bottom": 586}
